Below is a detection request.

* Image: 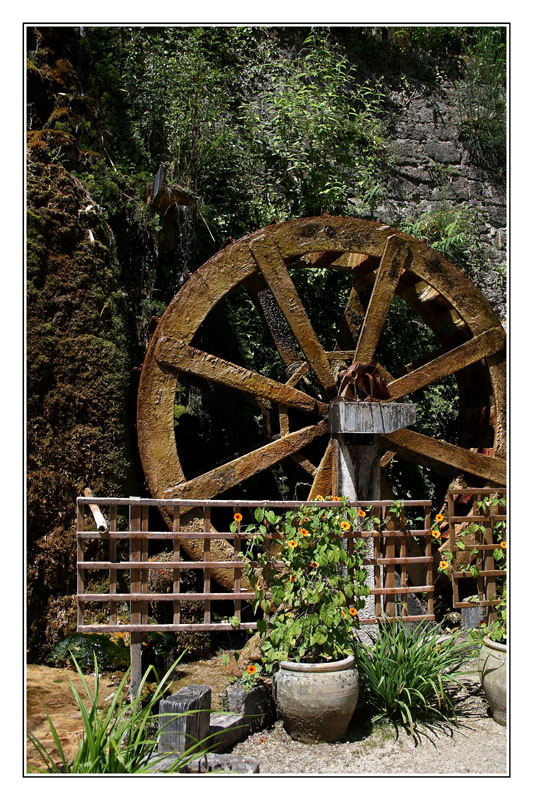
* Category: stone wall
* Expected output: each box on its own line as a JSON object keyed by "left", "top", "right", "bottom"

{"left": 375, "top": 81, "right": 506, "bottom": 316}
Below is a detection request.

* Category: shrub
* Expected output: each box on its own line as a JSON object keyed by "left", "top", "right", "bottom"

{"left": 27, "top": 652, "right": 209, "bottom": 774}
{"left": 353, "top": 618, "right": 472, "bottom": 733}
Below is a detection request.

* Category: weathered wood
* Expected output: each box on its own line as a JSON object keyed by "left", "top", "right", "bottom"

{"left": 386, "top": 327, "right": 506, "bottom": 400}
{"left": 168, "top": 419, "right": 328, "bottom": 500}
{"left": 329, "top": 400, "right": 416, "bottom": 434}
{"left": 378, "top": 428, "right": 506, "bottom": 484}
{"left": 354, "top": 236, "right": 410, "bottom": 363}
{"left": 307, "top": 438, "right": 334, "bottom": 499}
{"left": 250, "top": 234, "right": 337, "bottom": 397}
{"left": 155, "top": 337, "right": 327, "bottom": 416}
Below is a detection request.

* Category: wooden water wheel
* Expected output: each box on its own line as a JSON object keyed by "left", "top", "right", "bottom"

{"left": 137, "top": 217, "right": 506, "bottom": 588}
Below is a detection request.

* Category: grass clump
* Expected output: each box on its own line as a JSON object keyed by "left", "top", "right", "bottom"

{"left": 27, "top": 652, "right": 210, "bottom": 774}
{"left": 353, "top": 618, "right": 472, "bottom": 734}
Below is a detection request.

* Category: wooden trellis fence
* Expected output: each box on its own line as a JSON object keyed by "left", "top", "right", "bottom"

{"left": 76, "top": 496, "right": 435, "bottom": 631}
{"left": 447, "top": 487, "right": 507, "bottom": 624}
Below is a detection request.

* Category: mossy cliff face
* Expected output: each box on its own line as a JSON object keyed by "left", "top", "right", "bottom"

{"left": 27, "top": 159, "right": 134, "bottom": 660}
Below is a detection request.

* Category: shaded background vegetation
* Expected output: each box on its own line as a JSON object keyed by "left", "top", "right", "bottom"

{"left": 26, "top": 25, "right": 506, "bottom": 660}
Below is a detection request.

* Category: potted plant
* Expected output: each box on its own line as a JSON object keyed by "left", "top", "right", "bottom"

{"left": 234, "top": 496, "right": 370, "bottom": 743}
{"left": 477, "top": 584, "right": 506, "bottom": 725}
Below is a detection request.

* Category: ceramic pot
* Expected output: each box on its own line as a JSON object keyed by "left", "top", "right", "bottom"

{"left": 479, "top": 636, "right": 507, "bottom": 725}
{"left": 273, "top": 655, "right": 359, "bottom": 742}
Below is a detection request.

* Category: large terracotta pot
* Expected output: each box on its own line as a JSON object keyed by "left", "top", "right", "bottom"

{"left": 479, "top": 636, "right": 507, "bottom": 726}
{"left": 273, "top": 655, "right": 359, "bottom": 743}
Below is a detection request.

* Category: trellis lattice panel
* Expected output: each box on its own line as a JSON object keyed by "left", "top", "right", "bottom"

{"left": 76, "top": 497, "right": 435, "bottom": 633}
{"left": 447, "top": 487, "right": 507, "bottom": 623}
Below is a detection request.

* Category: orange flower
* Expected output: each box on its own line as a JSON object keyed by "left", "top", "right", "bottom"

{"left": 349, "top": 607, "right": 358, "bottom": 617}
{"left": 340, "top": 520, "right": 351, "bottom": 531}
{"left": 288, "top": 540, "right": 297, "bottom": 549}
{"left": 234, "top": 512, "right": 243, "bottom": 522}
{"left": 501, "top": 541, "right": 507, "bottom": 549}
{"left": 435, "top": 513, "right": 444, "bottom": 522}
{"left": 300, "top": 528, "right": 310, "bottom": 537}
{"left": 259, "top": 737, "right": 266, "bottom": 743}
{"left": 247, "top": 664, "right": 257, "bottom": 675}
{"left": 289, "top": 575, "right": 296, "bottom": 582}
{"left": 432, "top": 529, "right": 441, "bottom": 539}
{"left": 341, "top": 609, "right": 348, "bottom": 619}
{"left": 358, "top": 509, "right": 367, "bottom": 518}
{"left": 310, "top": 561, "right": 319, "bottom": 569}
{"left": 439, "top": 560, "right": 449, "bottom": 570}
{"left": 333, "top": 496, "right": 341, "bottom": 502}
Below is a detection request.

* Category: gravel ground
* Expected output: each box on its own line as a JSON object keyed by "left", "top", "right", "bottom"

{"left": 232, "top": 675, "right": 508, "bottom": 775}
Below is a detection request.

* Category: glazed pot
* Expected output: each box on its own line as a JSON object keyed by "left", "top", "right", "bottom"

{"left": 479, "top": 636, "right": 507, "bottom": 726}
{"left": 273, "top": 655, "right": 359, "bottom": 743}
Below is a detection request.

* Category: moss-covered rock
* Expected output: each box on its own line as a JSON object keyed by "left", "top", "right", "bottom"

{"left": 27, "top": 160, "right": 135, "bottom": 660}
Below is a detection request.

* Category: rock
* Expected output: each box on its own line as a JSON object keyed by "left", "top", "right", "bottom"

{"left": 208, "top": 712, "right": 247, "bottom": 753}
{"left": 223, "top": 682, "right": 277, "bottom": 734}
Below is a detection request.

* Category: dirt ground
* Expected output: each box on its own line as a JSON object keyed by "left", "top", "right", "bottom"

{"left": 26, "top": 653, "right": 507, "bottom": 775}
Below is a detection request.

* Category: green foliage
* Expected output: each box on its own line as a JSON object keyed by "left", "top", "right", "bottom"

{"left": 28, "top": 652, "right": 210, "bottom": 774}
{"left": 456, "top": 28, "right": 506, "bottom": 175}
{"left": 48, "top": 633, "right": 130, "bottom": 672}
{"left": 87, "top": 26, "right": 391, "bottom": 246}
{"left": 236, "top": 497, "right": 370, "bottom": 669}
{"left": 353, "top": 619, "right": 472, "bottom": 733}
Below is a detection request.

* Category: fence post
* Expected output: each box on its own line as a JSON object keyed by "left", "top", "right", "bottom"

{"left": 129, "top": 499, "right": 143, "bottom": 700}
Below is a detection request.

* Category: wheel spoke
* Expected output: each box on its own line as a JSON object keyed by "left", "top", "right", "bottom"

{"left": 378, "top": 428, "right": 506, "bottom": 484}
{"left": 354, "top": 235, "right": 410, "bottom": 363}
{"left": 386, "top": 327, "right": 506, "bottom": 400}
{"left": 155, "top": 336, "right": 328, "bottom": 416}
{"left": 245, "top": 274, "right": 303, "bottom": 372}
{"left": 168, "top": 419, "right": 329, "bottom": 499}
{"left": 250, "top": 235, "right": 337, "bottom": 397}
{"left": 307, "top": 439, "right": 335, "bottom": 499}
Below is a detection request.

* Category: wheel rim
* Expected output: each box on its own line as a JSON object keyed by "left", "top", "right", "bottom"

{"left": 137, "top": 217, "right": 506, "bottom": 585}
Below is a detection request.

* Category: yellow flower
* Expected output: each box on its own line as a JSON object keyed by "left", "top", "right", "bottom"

{"left": 288, "top": 540, "right": 297, "bottom": 549}
{"left": 358, "top": 509, "right": 366, "bottom": 518}
{"left": 432, "top": 529, "right": 441, "bottom": 539}
{"left": 310, "top": 561, "right": 319, "bottom": 569}
{"left": 435, "top": 513, "right": 444, "bottom": 522}
{"left": 316, "top": 495, "right": 324, "bottom": 502}
{"left": 501, "top": 541, "right": 507, "bottom": 549}
{"left": 247, "top": 664, "right": 257, "bottom": 675}
{"left": 439, "top": 560, "right": 449, "bottom": 570}
{"left": 300, "top": 528, "right": 310, "bottom": 537}
{"left": 340, "top": 521, "right": 351, "bottom": 531}
{"left": 234, "top": 512, "right": 243, "bottom": 522}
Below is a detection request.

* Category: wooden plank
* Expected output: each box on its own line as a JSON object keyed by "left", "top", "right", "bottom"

{"left": 354, "top": 236, "right": 409, "bottom": 363}
{"left": 378, "top": 428, "right": 507, "bottom": 485}
{"left": 155, "top": 336, "right": 328, "bottom": 416}
{"left": 172, "top": 505, "right": 181, "bottom": 626}
{"left": 250, "top": 235, "right": 337, "bottom": 397}
{"left": 79, "top": 623, "right": 261, "bottom": 633}
{"left": 129, "top": 503, "right": 142, "bottom": 700}
{"left": 307, "top": 438, "right": 334, "bottom": 499}
{"left": 79, "top": 593, "right": 261, "bottom": 602}
{"left": 386, "top": 326, "right": 506, "bottom": 400}
{"left": 76, "top": 503, "right": 84, "bottom": 630}
{"left": 109, "top": 505, "right": 117, "bottom": 626}
{"left": 372, "top": 585, "right": 434, "bottom": 595}
{"left": 168, "top": 419, "right": 328, "bottom": 500}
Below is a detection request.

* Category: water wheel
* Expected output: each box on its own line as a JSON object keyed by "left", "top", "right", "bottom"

{"left": 137, "top": 217, "right": 506, "bottom": 589}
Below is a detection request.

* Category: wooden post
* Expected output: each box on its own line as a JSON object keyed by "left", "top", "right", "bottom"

{"left": 129, "top": 501, "right": 143, "bottom": 701}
